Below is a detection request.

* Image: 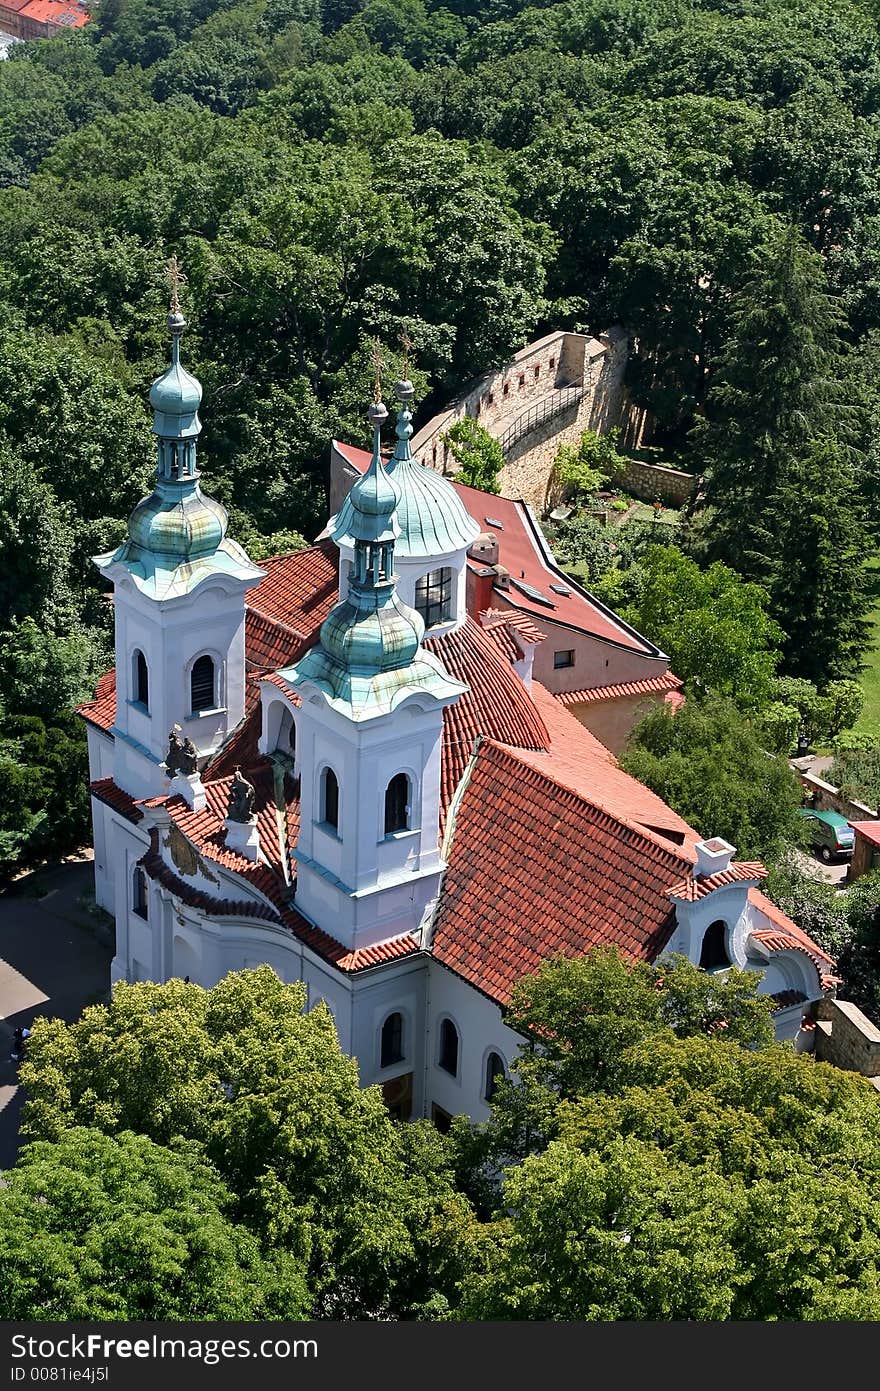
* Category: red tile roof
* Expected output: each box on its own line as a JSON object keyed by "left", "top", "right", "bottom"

{"left": 77, "top": 668, "right": 117, "bottom": 734}
{"left": 334, "top": 441, "right": 662, "bottom": 654}
{"left": 850, "top": 820, "right": 880, "bottom": 848}
{"left": 514, "top": 681, "right": 698, "bottom": 852}
{"left": 479, "top": 608, "right": 545, "bottom": 646}
{"left": 431, "top": 740, "right": 692, "bottom": 1005}
{"left": 666, "top": 862, "right": 768, "bottom": 901}
{"left": 247, "top": 542, "right": 338, "bottom": 646}
{"left": 90, "top": 777, "right": 142, "bottom": 823}
{"left": 556, "top": 672, "right": 684, "bottom": 706}
{"left": 425, "top": 618, "right": 550, "bottom": 818}
{"left": 21, "top": 0, "right": 90, "bottom": 26}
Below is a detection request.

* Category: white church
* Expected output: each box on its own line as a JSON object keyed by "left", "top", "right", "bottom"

{"left": 79, "top": 305, "right": 836, "bottom": 1125}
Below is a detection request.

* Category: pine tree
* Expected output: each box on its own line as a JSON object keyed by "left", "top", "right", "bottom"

{"left": 768, "top": 436, "right": 873, "bottom": 683}
{"left": 696, "top": 225, "right": 844, "bottom": 582}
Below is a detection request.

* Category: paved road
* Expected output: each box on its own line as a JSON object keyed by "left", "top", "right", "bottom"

{"left": 0, "top": 857, "right": 111, "bottom": 1170}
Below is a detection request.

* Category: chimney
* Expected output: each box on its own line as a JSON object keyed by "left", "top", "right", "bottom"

{"left": 468, "top": 532, "right": 499, "bottom": 566}
{"left": 466, "top": 564, "right": 495, "bottom": 618}
{"left": 694, "top": 837, "right": 735, "bottom": 878}
{"left": 494, "top": 563, "right": 510, "bottom": 592}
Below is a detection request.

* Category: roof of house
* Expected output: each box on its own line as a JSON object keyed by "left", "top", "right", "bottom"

{"left": 849, "top": 820, "right": 880, "bottom": 848}
{"left": 431, "top": 739, "right": 691, "bottom": 1005}
{"left": 80, "top": 522, "right": 830, "bottom": 1009}
{"left": 333, "top": 441, "right": 665, "bottom": 657}
{"left": 556, "top": 672, "right": 684, "bottom": 705}
{"left": 20, "top": 0, "right": 89, "bottom": 24}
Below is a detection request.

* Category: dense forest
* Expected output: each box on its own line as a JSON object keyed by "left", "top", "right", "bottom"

{"left": 3, "top": 0, "right": 880, "bottom": 891}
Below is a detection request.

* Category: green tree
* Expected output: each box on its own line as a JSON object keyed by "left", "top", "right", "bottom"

{"left": 20, "top": 968, "right": 480, "bottom": 1318}
{"left": 546, "top": 426, "right": 624, "bottom": 508}
{"left": 621, "top": 695, "right": 803, "bottom": 860}
{"left": 766, "top": 437, "right": 873, "bottom": 683}
{"left": 697, "top": 225, "right": 844, "bottom": 584}
{"left": 0, "top": 1128, "right": 309, "bottom": 1320}
{"left": 0, "top": 449, "right": 75, "bottom": 629}
{"left": 441, "top": 417, "right": 503, "bottom": 493}
{"left": 618, "top": 545, "right": 783, "bottom": 706}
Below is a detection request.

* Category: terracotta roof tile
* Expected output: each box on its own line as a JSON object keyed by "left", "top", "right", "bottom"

{"left": 425, "top": 619, "right": 550, "bottom": 822}
{"left": 77, "top": 668, "right": 116, "bottom": 734}
{"left": 556, "top": 672, "right": 683, "bottom": 706}
{"left": 90, "top": 776, "right": 142, "bottom": 822}
{"left": 667, "top": 862, "right": 768, "bottom": 901}
{"left": 431, "top": 740, "right": 693, "bottom": 1006}
{"left": 247, "top": 541, "right": 338, "bottom": 645}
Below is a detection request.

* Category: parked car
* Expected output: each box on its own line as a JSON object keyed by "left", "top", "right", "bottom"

{"left": 798, "top": 808, "right": 855, "bottom": 862}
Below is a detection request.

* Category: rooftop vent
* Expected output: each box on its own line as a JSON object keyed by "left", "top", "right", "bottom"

{"left": 494, "top": 564, "right": 510, "bottom": 591}
{"left": 550, "top": 583, "right": 571, "bottom": 596}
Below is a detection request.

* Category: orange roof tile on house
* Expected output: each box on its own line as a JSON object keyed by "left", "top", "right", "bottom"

{"left": 90, "top": 776, "right": 142, "bottom": 823}
{"left": 849, "top": 820, "right": 880, "bottom": 849}
{"left": 431, "top": 740, "right": 692, "bottom": 1005}
{"left": 20, "top": 0, "right": 89, "bottom": 25}
{"left": 513, "top": 681, "right": 698, "bottom": 852}
{"left": 666, "top": 862, "right": 768, "bottom": 902}
{"left": 78, "top": 667, "right": 117, "bottom": 734}
{"left": 556, "top": 672, "right": 684, "bottom": 706}
{"left": 248, "top": 541, "right": 338, "bottom": 642}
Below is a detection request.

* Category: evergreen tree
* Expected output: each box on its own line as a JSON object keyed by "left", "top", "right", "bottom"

{"left": 696, "top": 225, "right": 844, "bottom": 582}
{"left": 768, "top": 436, "right": 873, "bottom": 682}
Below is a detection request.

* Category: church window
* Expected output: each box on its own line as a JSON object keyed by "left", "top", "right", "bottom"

{"left": 415, "top": 567, "right": 454, "bottom": 629}
{"left": 381, "top": 1012, "right": 404, "bottom": 1068}
{"left": 190, "top": 655, "right": 215, "bottom": 712}
{"left": 133, "top": 649, "right": 149, "bottom": 709}
{"left": 384, "top": 773, "right": 410, "bottom": 835}
{"left": 484, "top": 1051, "right": 505, "bottom": 1102}
{"left": 438, "top": 1018, "right": 459, "bottom": 1076}
{"left": 321, "top": 767, "right": 339, "bottom": 831}
{"left": 132, "top": 866, "right": 148, "bottom": 920}
{"left": 699, "top": 920, "right": 730, "bottom": 971}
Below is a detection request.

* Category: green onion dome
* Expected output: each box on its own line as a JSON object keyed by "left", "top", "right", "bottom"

{"left": 126, "top": 478, "right": 228, "bottom": 563}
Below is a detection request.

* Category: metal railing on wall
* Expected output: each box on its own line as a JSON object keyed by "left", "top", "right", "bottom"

{"left": 497, "top": 383, "right": 586, "bottom": 455}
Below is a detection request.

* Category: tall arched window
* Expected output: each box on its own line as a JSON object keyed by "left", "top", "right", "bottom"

{"left": 133, "top": 649, "right": 149, "bottom": 710}
{"left": 384, "top": 773, "right": 410, "bottom": 835}
{"left": 699, "top": 920, "right": 730, "bottom": 971}
{"left": 321, "top": 767, "right": 339, "bottom": 831}
{"left": 438, "top": 1018, "right": 459, "bottom": 1076}
{"left": 132, "top": 866, "right": 148, "bottom": 920}
{"left": 414, "top": 567, "right": 454, "bottom": 629}
{"left": 484, "top": 1051, "right": 505, "bottom": 1102}
{"left": 190, "top": 655, "right": 215, "bottom": 713}
{"left": 380, "top": 1012, "right": 404, "bottom": 1068}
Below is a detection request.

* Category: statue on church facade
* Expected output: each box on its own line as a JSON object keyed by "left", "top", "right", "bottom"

{"left": 227, "top": 767, "right": 256, "bottom": 823}
{"left": 165, "top": 727, "right": 199, "bottom": 777}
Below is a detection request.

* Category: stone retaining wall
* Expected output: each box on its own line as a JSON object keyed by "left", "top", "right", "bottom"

{"left": 815, "top": 997, "right": 880, "bottom": 1078}
{"left": 410, "top": 326, "right": 649, "bottom": 512}
{"left": 794, "top": 769, "right": 875, "bottom": 823}
{"left": 610, "top": 458, "right": 696, "bottom": 508}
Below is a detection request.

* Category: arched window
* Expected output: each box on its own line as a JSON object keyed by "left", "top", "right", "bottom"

{"left": 699, "top": 920, "right": 730, "bottom": 971}
{"left": 384, "top": 773, "right": 410, "bottom": 835}
{"left": 190, "top": 655, "right": 215, "bottom": 713}
{"left": 132, "top": 866, "right": 148, "bottom": 920}
{"left": 414, "top": 567, "right": 455, "bottom": 629}
{"left": 438, "top": 1018, "right": 459, "bottom": 1076}
{"left": 133, "top": 649, "right": 149, "bottom": 710}
{"left": 484, "top": 1051, "right": 505, "bottom": 1102}
{"left": 321, "top": 767, "right": 339, "bottom": 831}
{"left": 380, "top": 1012, "right": 404, "bottom": 1068}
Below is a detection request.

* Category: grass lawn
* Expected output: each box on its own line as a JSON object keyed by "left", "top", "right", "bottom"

{"left": 856, "top": 561, "right": 880, "bottom": 738}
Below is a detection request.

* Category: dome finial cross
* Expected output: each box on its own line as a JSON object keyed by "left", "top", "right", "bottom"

{"left": 166, "top": 254, "right": 187, "bottom": 315}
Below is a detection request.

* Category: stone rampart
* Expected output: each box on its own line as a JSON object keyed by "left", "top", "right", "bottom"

{"left": 610, "top": 458, "right": 695, "bottom": 509}
{"left": 411, "top": 326, "right": 648, "bottom": 512}
{"left": 815, "top": 997, "right": 880, "bottom": 1078}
